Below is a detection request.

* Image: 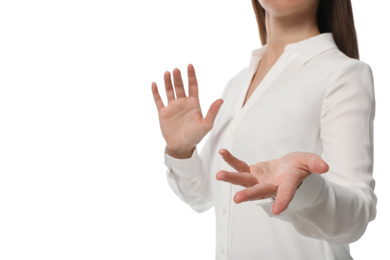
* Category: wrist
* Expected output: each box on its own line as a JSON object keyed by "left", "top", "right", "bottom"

{"left": 165, "top": 146, "right": 196, "bottom": 159}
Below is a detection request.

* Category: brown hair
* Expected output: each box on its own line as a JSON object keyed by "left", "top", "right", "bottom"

{"left": 251, "top": 0, "right": 359, "bottom": 59}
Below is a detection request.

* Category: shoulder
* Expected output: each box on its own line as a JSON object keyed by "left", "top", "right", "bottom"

{"left": 316, "top": 49, "right": 374, "bottom": 96}
{"left": 220, "top": 47, "right": 266, "bottom": 99}
{"left": 220, "top": 66, "right": 250, "bottom": 99}
{"left": 322, "top": 48, "right": 373, "bottom": 80}
{"left": 320, "top": 50, "right": 375, "bottom": 113}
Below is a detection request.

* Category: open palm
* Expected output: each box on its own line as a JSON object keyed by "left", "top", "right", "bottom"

{"left": 216, "top": 149, "right": 329, "bottom": 215}
{"left": 152, "top": 64, "right": 223, "bottom": 158}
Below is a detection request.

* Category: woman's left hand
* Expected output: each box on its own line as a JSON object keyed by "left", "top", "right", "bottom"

{"left": 216, "top": 149, "right": 329, "bottom": 215}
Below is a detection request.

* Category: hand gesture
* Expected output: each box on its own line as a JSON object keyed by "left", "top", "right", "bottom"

{"left": 216, "top": 149, "right": 329, "bottom": 215}
{"left": 152, "top": 64, "right": 223, "bottom": 158}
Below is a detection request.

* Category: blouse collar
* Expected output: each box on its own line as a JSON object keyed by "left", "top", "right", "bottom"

{"left": 250, "top": 33, "right": 338, "bottom": 67}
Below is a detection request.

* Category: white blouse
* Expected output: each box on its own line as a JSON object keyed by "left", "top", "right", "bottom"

{"left": 164, "top": 33, "right": 376, "bottom": 260}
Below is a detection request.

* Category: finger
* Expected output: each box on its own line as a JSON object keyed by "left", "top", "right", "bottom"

{"left": 164, "top": 71, "right": 175, "bottom": 103}
{"left": 292, "top": 152, "right": 329, "bottom": 175}
{"left": 216, "top": 170, "right": 258, "bottom": 188}
{"left": 187, "top": 64, "right": 199, "bottom": 98}
{"left": 272, "top": 181, "right": 297, "bottom": 215}
{"left": 172, "top": 68, "right": 186, "bottom": 98}
{"left": 203, "top": 99, "right": 224, "bottom": 130}
{"left": 308, "top": 156, "right": 329, "bottom": 174}
{"left": 218, "top": 148, "right": 250, "bottom": 173}
{"left": 233, "top": 182, "right": 277, "bottom": 204}
{"left": 151, "top": 82, "right": 164, "bottom": 111}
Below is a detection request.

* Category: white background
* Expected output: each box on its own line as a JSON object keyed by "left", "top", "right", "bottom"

{"left": 0, "top": 1, "right": 388, "bottom": 259}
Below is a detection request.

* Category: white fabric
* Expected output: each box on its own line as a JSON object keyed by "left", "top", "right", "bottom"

{"left": 164, "top": 33, "right": 376, "bottom": 260}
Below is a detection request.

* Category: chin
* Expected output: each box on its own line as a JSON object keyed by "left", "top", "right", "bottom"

{"left": 258, "top": 0, "right": 319, "bottom": 18}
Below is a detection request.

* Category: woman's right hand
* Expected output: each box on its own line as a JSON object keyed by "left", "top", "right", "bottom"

{"left": 151, "top": 64, "right": 224, "bottom": 159}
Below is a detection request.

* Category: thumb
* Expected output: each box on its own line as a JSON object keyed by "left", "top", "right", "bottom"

{"left": 204, "top": 99, "right": 224, "bottom": 129}
{"left": 307, "top": 155, "right": 329, "bottom": 174}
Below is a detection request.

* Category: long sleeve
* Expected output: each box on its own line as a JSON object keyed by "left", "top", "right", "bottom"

{"left": 258, "top": 60, "right": 377, "bottom": 244}
{"left": 163, "top": 71, "right": 243, "bottom": 214}
{"left": 165, "top": 147, "right": 213, "bottom": 213}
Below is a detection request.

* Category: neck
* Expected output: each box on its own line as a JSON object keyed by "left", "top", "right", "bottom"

{"left": 264, "top": 12, "right": 320, "bottom": 62}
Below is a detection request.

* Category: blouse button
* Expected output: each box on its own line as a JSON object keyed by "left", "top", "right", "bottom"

{"left": 222, "top": 208, "right": 227, "bottom": 215}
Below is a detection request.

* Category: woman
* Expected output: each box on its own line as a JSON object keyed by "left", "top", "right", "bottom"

{"left": 151, "top": 0, "right": 376, "bottom": 259}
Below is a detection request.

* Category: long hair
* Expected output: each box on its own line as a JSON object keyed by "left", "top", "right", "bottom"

{"left": 251, "top": 0, "right": 359, "bottom": 59}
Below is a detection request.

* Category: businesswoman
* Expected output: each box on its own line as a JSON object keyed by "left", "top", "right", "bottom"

{"left": 151, "top": 0, "right": 376, "bottom": 259}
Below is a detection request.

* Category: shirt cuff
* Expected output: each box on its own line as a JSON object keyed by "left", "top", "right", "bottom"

{"left": 164, "top": 147, "right": 202, "bottom": 180}
{"left": 257, "top": 174, "right": 324, "bottom": 217}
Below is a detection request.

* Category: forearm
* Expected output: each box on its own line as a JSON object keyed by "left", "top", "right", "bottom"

{"left": 165, "top": 147, "right": 213, "bottom": 213}
{"left": 257, "top": 175, "right": 376, "bottom": 243}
